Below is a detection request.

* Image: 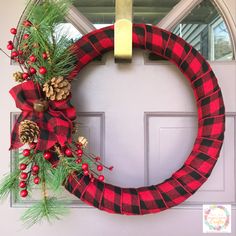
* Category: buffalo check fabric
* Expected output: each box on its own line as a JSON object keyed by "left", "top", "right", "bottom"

{"left": 65, "top": 24, "right": 225, "bottom": 215}
{"left": 10, "top": 81, "right": 76, "bottom": 151}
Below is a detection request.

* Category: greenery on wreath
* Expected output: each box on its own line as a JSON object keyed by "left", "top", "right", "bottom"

{"left": 0, "top": 0, "right": 112, "bottom": 228}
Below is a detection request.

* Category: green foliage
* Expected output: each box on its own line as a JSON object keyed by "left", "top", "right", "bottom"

{"left": 50, "top": 155, "right": 83, "bottom": 191}
{"left": 0, "top": 170, "right": 20, "bottom": 200}
{"left": 18, "top": 0, "right": 77, "bottom": 84}
{"left": 21, "top": 197, "right": 68, "bottom": 228}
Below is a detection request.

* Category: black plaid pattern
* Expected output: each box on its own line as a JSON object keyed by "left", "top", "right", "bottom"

{"left": 197, "top": 90, "right": 225, "bottom": 119}
{"left": 192, "top": 70, "right": 220, "bottom": 100}
{"left": 101, "top": 183, "right": 122, "bottom": 214}
{"left": 193, "top": 137, "right": 223, "bottom": 159}
{"left": 137, "top": 185, "right": 167, "bottom": 214}
{"left": 185, "top": 151, "right": 218, "bottom": 177}
{"left": 172, "top": 165, "right": 207, "bottom": 194}
{"left": 82, "top": 178, "right": 104, "bottom": 208}
{"left": 64, "top": 24, "right": 225, "bottom": 215}
{"left": 157, "top": 178, "right": 191, "bottom": 208}
{"left": 180, "top": 47, "right": 210, "bottom": 82}
{"left": 165, "top": 33, "right": 192, "bottom": 66}
{"left": 145, "top": 24, "right": 170, "bottom": 56}
{"left": 122, "top": 188, "right": 141, "bottom": 215}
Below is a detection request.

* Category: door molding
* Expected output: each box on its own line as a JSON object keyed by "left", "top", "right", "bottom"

{"left": 144, "top": 112, "right": 236, "bottom": 210}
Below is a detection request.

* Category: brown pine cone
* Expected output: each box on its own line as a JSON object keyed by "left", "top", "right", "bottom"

{"left": 13, "top": 72, "right": 24, "bottom": 83}
{"left": 43, "top": 76, "right": 71, "bottom": 101}
{"left": 19, "top": 120, "right": 40, "bottom": 144}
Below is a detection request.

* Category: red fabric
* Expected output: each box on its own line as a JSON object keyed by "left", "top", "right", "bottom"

{"left": 62, "top": 24, "right": 225, "bottom": 215}
{"left": 10, "top": 81, "right": 76, "bottom": 151}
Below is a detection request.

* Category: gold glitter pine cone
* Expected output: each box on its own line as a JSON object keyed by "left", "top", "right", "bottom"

{"left": 13, "top": 72, "right": 24, "bottom": 83}
{"left": 43, "top": 76, "right": 71, "bottom": 101}
{"left": 19, "top": 120, "right": 40, "bottom": 144}
{"left": 77, "top": 136, "right": 88, "bottom": 148}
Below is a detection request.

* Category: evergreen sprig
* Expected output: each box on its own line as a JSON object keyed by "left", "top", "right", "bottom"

{"left": 18, "top": 0, "right": 76, "bottom": 84}
{"left": 21, "top": 197, "right": 68, "bottom": 228}
{"left": 0, "top": 170, "right": 21, "bottom": 200}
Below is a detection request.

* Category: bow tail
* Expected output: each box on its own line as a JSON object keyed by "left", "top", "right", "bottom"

{"left": 35, "top": 111, "right": 73, "bottom": 151}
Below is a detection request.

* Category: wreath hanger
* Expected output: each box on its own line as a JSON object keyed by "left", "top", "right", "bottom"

{"left": 114, "top": 0, "right": 133, "bottom": 62}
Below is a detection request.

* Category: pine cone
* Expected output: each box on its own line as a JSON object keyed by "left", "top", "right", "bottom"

{"left": 19, "top": 120, "right": 40, "bottom": 144}
{"left": 43, "top": 76, "right": 71, "bottom": 101}
{"left": 13, "top": 72, "right": 24, "bottom": 83}
{"left": 77, "top": 136, "right": 88, "bottom": 148}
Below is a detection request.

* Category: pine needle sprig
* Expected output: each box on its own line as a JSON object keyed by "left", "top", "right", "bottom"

{"left": 0, "top": 170, "right": 21, "bottom": 200}
{"left": 21, "top": 197, "right": 68, "bottom": 228}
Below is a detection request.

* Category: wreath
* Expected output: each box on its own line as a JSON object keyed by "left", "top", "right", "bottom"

{"left": 0, "top": 0, "right": 225, "bottom": 227}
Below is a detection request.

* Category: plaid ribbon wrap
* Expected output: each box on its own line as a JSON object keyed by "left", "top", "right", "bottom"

{"left": 10, "top": 81, "right": 76, "bottom": 151}
{"left": 64, "top": 24, "right": 225, "bottom": 215}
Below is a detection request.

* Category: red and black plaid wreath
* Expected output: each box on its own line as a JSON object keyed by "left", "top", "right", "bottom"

{"left": 64, "top": 24, "right": 225, "bottom": 215}
{"left": 10, "top": 24, "right": 225, "bottom": 215}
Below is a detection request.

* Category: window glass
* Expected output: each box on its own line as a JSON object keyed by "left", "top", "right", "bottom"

{"left": 172, "top": 0, "right": 234, "bottom": 61}
{"left": 73, "top": 0, "right": 181, "bottom": 27}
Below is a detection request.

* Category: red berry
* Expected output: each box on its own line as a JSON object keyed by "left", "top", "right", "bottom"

{"left": 83, "top": 170, "right": 89, "bottom": 176}
{"left": 18, "top": 50, "right": 23, "bottom": 55}
{"left": 10, "top": 28, "right": 17, "bottom": 35}
{"left": 32, "top": 165, "right": 39, "bottom": 173}
{"left": 76, "top": 158, "right": 82, "bottom": 164}
{"left": 22, "top": 149, "right": 30, "bottom": 157}
{"left": 33, "top": 177, "right": 40, "bottom": 184}
{"left": 19, "top": 181, "right": 26, "bottom": 188}
{"left": 23, "top": 34, "right": 30, "bottom": 40}
{"left": 11, "top": 51, "right": 18, "bottom": 57}
{"left": 29, "top": 55, "right": 37, "bottom": 62}
{"left": 20, "top": 189, "right": 28, "bottom": 198}
{"left": 76, "top": 149, "right": 83, "bottom": 156}
{"left": 65, "top": 148, "right": 72, "bottom": 157}
{"left": 109, "top": 166, "right": 114, "bottom": 171}
{"left": 42, "top": 52, "right": 48, "bottom": 60}
{"left": 95, "top": 157, "right": 101, "bottom": 162}
{"left": 20, "top": 172, "right": 28, "bottom": 180}
{"left": 39, "top": 66, "right": 47, "bottom": 75}
{"left": 22, "top": 73, "right": 29, "bottom": 80}
{"left": 23, "top": 20, "right": 32, "bottom": 27}
{"left": 98, "top": 175, "right": 105, "bottom": 182}
{"left": 97, "top": 165, "right": 103, "bottom": 172}
{"left": 82, "top": 163, "right": 88, "bottom": 171}
{"left": 29, "top": 142, "right": 36, "bottom": 149}
{"left": 19, "top": 163, "right": 27, "bottom": 171}
{"left": 7, "top": 44, "right": 14, "bottom": 50}
{"left": 29, "top": 67, "right": 36, "bottom": 74}
{"left": 44, "top": 151, "right": 52, "bottom": 160}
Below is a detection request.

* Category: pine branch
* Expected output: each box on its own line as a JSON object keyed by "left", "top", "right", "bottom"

{"left": 0, "top": 170, "right": 21, "bottom": 200}
{"left": 21, "top": 197, "right": 68, "bottom": 228}
{"left": 18, "top": 0, "right": 76, "bottom": 84}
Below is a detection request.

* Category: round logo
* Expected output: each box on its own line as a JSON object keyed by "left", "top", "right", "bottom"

{"left": 204, "top": 205, "right": 230, "bottom": 231}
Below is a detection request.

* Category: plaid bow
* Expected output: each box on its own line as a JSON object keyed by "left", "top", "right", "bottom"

{"left": 10, "top": 81, "right": 76, "bottom": 151}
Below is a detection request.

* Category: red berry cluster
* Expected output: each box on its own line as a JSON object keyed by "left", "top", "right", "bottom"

{"left": 64, "top": 141, "right": 114, "bottom": 183}
{"left": 19, "top": 148, "right": 41, "bottom": 198}
{"left": 3, "top": 20, "right": 48, "bottom": 82}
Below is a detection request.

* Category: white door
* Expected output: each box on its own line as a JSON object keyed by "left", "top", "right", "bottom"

{"left": 0, "top": 0, "right": 235, "bottom": 235}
